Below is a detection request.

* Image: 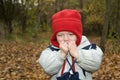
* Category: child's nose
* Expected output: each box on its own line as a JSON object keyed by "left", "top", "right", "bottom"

{"left": 64, "top": 35, "right": 69, "bottom": 41}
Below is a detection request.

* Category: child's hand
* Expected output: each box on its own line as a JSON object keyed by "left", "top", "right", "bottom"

{"left": 59, "top": 41, "right": 69, "bottom": 58}
{"left": 68, "top": 41, "right": 79, "bottom": 59}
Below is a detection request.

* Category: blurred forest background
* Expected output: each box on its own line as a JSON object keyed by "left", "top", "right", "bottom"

{"left": 0, "top": 0, "right": 120, "bottom": 80}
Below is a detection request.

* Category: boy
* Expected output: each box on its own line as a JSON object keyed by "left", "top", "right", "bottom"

{"left": 38, "top": 9, "right": 103, "bottom": 80}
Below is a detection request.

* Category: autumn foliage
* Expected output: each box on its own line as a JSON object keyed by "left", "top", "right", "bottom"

{"left": 0, "top": 38, "right": 120, "bottom": 80}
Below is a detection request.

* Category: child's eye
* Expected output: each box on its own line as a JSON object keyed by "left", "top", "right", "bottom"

{"left": 69, "top": 33, "right": 74, "bottom": 35}
{"left": 57, "top": 34, "right": 63, "bottom": 37}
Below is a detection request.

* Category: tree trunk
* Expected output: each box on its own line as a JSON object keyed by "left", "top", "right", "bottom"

{"left": 100, "top": 0, "right": 110, "bottom": 52}
{"left": 0, "top": 23, "right": 6, "bottom": 39}
{"left": 7, "top": 21, "right": 12, "bottom": 34}
{"left": 79, "top": 0, "right": 84, "bottom": 27}
{"left": 116, "top": 0, "right": 120, "bottom": 38}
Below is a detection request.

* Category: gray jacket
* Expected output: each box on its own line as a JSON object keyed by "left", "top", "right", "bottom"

{"left": 38, "top": 36, "right": 103, "bottom": 80}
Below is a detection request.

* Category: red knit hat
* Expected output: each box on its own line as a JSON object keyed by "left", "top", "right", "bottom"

{"left": 51, "top": 9, "right": 82, "bottom": 47}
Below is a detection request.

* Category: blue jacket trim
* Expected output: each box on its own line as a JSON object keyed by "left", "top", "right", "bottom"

{"left": 47, "top": 45, "right": 59, "bottom": 51}
{"left": 82, "top": 43, "right": 96, "bottom": 50}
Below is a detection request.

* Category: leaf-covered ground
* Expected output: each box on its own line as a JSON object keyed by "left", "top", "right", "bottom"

{"left": 0, "top": 39, "right": 120, "bottom": 80}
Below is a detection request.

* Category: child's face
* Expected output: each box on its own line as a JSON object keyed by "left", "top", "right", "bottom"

{"left": 56, "top": 31, "right": 77, "bottom": 44}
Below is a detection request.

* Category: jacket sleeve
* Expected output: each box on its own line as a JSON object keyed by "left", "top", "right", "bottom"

{"left": 76, "top": 36, "right": 103, "bottom": 73}
{"left": 38, "top": 47, "right": 64, "bottom": 75}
